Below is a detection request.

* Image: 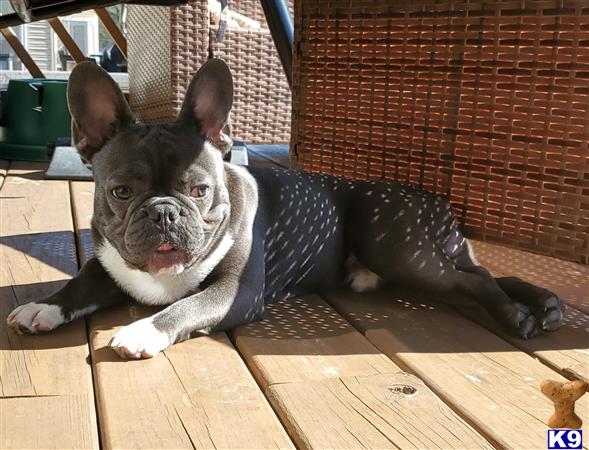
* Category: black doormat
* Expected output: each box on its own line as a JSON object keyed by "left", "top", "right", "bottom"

{"left": 45, "top": 146, "right": 93, "bottom": 180}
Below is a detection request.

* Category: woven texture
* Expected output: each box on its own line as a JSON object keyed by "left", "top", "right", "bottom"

{"left": 128, "top": 0, "right": 291, "bottom": 143}
{"left": 291, "top": 0, "right": 589, "bottom": 264}
{"left": 211, "top": 29, "right": 292, "bottom": 143}
{"left": 128, "top": 2, "right": 210, "bottom": 123}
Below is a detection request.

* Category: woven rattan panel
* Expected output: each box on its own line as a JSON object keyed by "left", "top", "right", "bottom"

{"left": 212, "top": 29, "right": 292, "bottom": 143}
{"left": 232, "top": 0, "right": 269, "bottom": 25}
{"left": 128, "top": 5, "right": 173, "bottom": 122}
{"left": 232, "top": 0, "right": 295, "bottom": 26}
{"left": 128, "top": 2, "right": 209, "bottom": 123}
{"left": 127, "top": 1, "right": 291, "bottom": 143}
{"left": 291, "top": 0, "right": 589, "bottom": 264}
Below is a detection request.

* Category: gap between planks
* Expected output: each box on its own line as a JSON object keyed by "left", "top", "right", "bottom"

{"left": 70, "top": 181, "right": 293, "bottom": 450}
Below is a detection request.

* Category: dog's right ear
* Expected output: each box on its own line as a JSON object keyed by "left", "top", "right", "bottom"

{"left": 67, "top": 61, "right": 134, "bottom": 162}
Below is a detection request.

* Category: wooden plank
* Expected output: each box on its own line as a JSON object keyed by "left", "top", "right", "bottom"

{"left": 90, "top": 306, "right": 293, "bottom": 449}
{"left": 70, "top": 181, "right": 293, "bottom": 450}
{"left": 48, "top": 18, "right": 86, "bottom": 63}
{"left": 497, "top": 314, "right": 588, "bottom": 385}
{"left": 466, "top": 302, "right": 588, "bottom": 400}
{"left": 94, "top": 8, "right": 127, "bottom": 58}
{"left": 234, "top": 295, "right": 394, "bottom": 389}
{"left": 324, "top": 289, "right": 589, "bottom": 449}
{"left": 451, "top": 295, "right": 589, "bottom": 385}
{"left": 472, "top": 240, "right": 589, "bottom": 314}
{"left": 0, "top": 28, "right": 44, "bottom": 78}
{"left": 1, "top": 396, "right": 98, "bottom": 450}
{"left": 234, "top": 295, "right": 493, "bottom": 449}
{"left": 0, "top": 163, "right": 98, "bottom": 449}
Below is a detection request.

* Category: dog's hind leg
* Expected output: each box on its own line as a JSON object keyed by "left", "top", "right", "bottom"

{"left": 451, "top": 240, "right": 565, "bottom": 332}
{"left": 345, "top": 182, "right": 563, "bottom": 338}
{"left": 352, "top": 239, "right": 541, "bottom": 338}
{"left": 445, "top": 263, "right": 542, "bottom": 338}
{"left": 352, "top": 226, "right": 543, "bottom": 338}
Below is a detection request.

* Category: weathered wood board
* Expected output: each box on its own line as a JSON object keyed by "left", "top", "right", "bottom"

{"left": 0, "top": 164, "right": 98, "bottom": 449}
{"left": 324, "top": 289, "right": 589, "bottom": 449}
{"left": 234, "top": 295, "right": 493, "bottom": 449}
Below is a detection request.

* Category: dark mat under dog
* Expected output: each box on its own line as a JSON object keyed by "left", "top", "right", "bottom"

{"left": 45, "top": 143, "right": 251, "bottom": 181}
{"left": 247, "top": 144, "right": 289, "bottom": 169}
{"left": 45, "top": 146, "right": 93, "bottom": 180}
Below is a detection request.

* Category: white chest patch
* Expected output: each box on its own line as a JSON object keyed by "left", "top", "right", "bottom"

{"left": 96, "top": 235, "right": 234, "bottom": 305}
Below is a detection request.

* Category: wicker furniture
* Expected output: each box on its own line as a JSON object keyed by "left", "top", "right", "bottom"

{"left": 291, "top": 0, "right": 589, "bottom": 264}
{"left": 127, "top": 0, "right": 291, "bottom": 143}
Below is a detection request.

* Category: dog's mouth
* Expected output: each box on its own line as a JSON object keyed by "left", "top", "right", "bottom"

{"left": 146, "top": 242, "right": 191, "bottom": 274}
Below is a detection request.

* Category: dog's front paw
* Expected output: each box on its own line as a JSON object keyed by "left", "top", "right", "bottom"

{"left": 110, "top": 318, "right": 171, "bottom": 359}
{"left": 6, "top": 302, "right": 64, "bottom": 334}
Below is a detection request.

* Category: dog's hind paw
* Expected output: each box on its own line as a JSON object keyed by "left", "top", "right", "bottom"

{"left": 500, "top": 302, "right": 539, "bottom": 340}
{"left": 348, "top": 268, "right": 383, "bottom": 293}
{"left": 495, "top": 277, "right": 566, "bottom": 337}
{"left": 345, "top": 253, "right": 383, "bottom": 293}
{"left": 6, "top": 302, "right": 64, "bottom": 334}
{"left": 533, "top": 294, "right": 565, "bottom": 332}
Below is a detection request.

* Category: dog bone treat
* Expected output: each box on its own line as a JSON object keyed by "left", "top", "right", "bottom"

{"left": 540, "top": 379, "right": 587, "bottom": 429}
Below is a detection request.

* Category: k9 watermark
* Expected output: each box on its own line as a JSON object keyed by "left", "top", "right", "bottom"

{"left": 548, "top": 429, "right": 583, "bottom": 449}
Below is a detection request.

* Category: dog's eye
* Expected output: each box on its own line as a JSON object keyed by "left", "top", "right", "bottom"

{"left": 111, "top": 185, "right": 133, "bottom": 200}
{"left": 191, "top": 184, "right": 209, "bottom": 198}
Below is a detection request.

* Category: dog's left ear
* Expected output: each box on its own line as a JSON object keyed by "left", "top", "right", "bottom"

{"left": 177, "top": 58, "right": 233, "bottom": 148}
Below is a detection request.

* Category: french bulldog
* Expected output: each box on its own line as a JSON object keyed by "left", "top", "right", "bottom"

{"left": 7, "top": 59, "right": 565, "bottom": 359}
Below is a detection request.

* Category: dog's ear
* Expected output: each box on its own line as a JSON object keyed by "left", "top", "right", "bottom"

{"left": 177, "top": 58, "right": 233, "bottom": 149}
{"left": 67, "top": 61, "right": 134, "bottom": 162}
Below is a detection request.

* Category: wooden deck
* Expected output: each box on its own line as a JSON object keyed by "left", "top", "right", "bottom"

{"left": 1, "top": 160, "right": 588, "bottom": 449}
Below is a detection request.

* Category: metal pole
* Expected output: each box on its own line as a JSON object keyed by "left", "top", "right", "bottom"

{"left": 259, "top": 0, "right": 293, "bottom": 88}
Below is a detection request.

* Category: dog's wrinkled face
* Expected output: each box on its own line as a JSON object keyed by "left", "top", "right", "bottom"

{"left": 67, "top": 59, "right": 234, "bottom": 274}
{"left": 92, "top": 126, "right": 229, "bottom": 273}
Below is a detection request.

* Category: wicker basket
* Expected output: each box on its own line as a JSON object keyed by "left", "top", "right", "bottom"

{"left": 127, "top": 0, "right": 291, "bottom": 143}
{"left": 291, "top": 0, "right": 589, "bottom": 264}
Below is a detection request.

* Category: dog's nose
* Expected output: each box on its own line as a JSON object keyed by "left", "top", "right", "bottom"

{"left": 146, "top": 203, "right": 179, "bottom": 225}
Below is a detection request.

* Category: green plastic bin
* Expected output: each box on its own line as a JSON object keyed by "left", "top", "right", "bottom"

{"left": 0, "top": 79, "right": 71, "bottom": 161}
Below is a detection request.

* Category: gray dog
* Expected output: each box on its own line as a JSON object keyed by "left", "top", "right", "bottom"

{"left": 7, "top": 60, "right": 565, "bottom": 359}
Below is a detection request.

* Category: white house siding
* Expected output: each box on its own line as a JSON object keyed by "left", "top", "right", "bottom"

{"left": 25, "top": 22, "right": 55, "bottom": 71}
